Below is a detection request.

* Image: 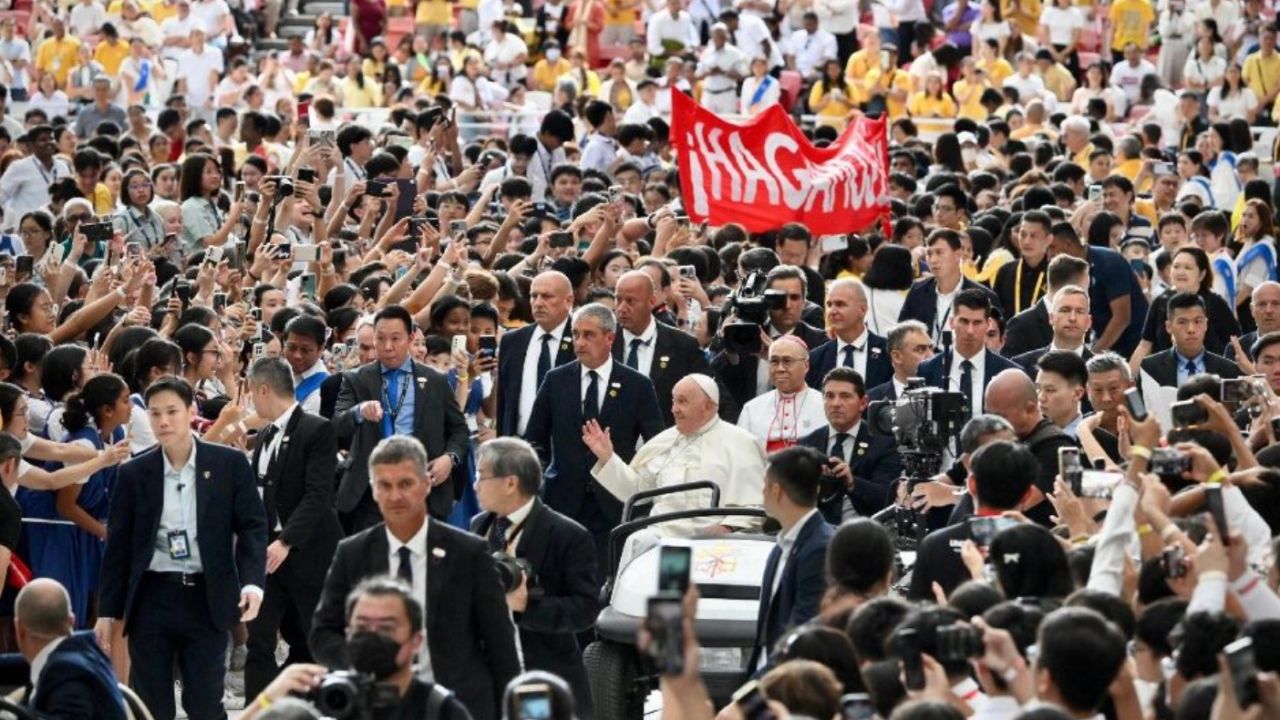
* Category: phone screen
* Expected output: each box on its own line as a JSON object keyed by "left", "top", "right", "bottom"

{"left": 646, "top": 597, "right": 685, "bottom": 675}
{"left": 897, "top": 628, "right": 925, "bottom": 691}
{"left": 1123, "top": 387, "right": 1148, "bottom": 422}
{"left": 1205, "top": 484, "right": 1230, "bottom": 544}
{"left": 658, "top": 545, "right": 692, "bottom": 595}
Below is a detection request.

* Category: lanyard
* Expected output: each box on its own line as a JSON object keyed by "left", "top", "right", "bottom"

{"left": 495, "top": 514, "right": 532, "bottom": 553}
{"left": 32, "top": 157, "right": 55, "bottom": 186}
{"left": 207, "top": 198, "right": 223, "bottom": 228}
{"left": 129, "top": 208, "right": 158, "bottom": 248}
{"left": 381, "top": 369, "right": 412, "bottom": 428}
{"left": 934, "top": 301, "right": 952, "bottom": 339}
{"left": 1013, "top": 259, "right": 1045, "bottom": 314}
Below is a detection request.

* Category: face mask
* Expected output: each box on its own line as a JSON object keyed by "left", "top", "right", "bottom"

{"left": 546, "top": 49, "right": 561, "bottom": 61}
{"left": 962, "top": 148, "right": 977, "bottom": 163}
{"left": 347, "top": 631, "right": 403, "bottom": 679}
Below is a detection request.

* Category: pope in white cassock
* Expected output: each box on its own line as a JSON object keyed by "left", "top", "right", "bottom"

{"left": 582, "top": 373, "right": 767, "bottom": 564}
{"left": 737, "top": 335, "right": 826, "bottom": 452}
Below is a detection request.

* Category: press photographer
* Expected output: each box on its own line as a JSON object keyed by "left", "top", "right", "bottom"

{"left": 470, "top": 438, "right": 599, "bottom": 717}
{"left": 243, "top": 577, "right": 471, "bottom": 720}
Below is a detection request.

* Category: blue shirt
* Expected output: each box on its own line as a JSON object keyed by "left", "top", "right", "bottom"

{"left": 1175, "top": 349, "right": 1206, "bottom": 385}
{"left": 380, "top": 360, "right": 416, "bottom": 437}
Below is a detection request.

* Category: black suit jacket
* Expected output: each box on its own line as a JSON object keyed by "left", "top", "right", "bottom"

{"left": 318, "top": 372, "right": 343, "bottom": 421}
{"left": 1001, "top": 300, "right": 1053, "bottom": 359}
{"left": 1139, "top": 348, "right": 1242, "bottom": 393}
{"left": 471, "top": 500, "right": 598, "bottom": 712}
{"left": 799, "top": 423, "right": 902, "bottom": 519}
{"left": 712, "top": 322, "right": 828, "bottom": 420}
{"left": 1012, "top": 346, "right": 1094, "bottom": 374}
{"left": 907, "top": 522, "right": 972, "bottom": 600}
{"left": 748, "top": 512, "right": 834, "bottom": 672}
{"left": 612, "top": 321, "right": 710, "bottom": 427}
{"left": 250, "top": 407, "right": 342, "bottom": 583}
{"left": 898, "top": 277, "right": 1000, "bottom": 334}
{"left": 27, "top": 631, "right": 126, "bottom": 720}
{"left": 100, "top": 440, "right": 268, "bottom": 633}
{"left": 310, "top": 521, "right": 521, "bottom": 720}
{"left": 866, "top": 379, "right": 899, "bottom": 402}
{"left": 916, "top": 349, "right": 1025, "bottom": 406}
{"left": 332, "top": 359, "right": 470, "bottom": 518}
{"left": 524, "top": 361, "right": 665, "bottom": 530}
{"left": 805, "top": 333, "right": 893, "bottom": 391}
{"left": 495, "top": 321, "right": 575, "bottom": 437}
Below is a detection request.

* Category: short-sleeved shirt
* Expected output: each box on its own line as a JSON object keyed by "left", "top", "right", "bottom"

{"left": 1108, "top": 0, "right": 1156, "bottom": 50}
{"left": 1088, "top": 245, "right": 1149, "bottom": 356}
{"left": 1243, "top": 50, "right": 1280, "bottom": 103}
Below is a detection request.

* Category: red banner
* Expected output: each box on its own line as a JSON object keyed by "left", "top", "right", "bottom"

{"left": 670, "top": 89, "right": 890, "bottom": 235}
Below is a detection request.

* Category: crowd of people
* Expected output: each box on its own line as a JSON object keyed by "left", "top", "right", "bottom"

{"left": 0, "top": 1, "right": 1275, "bottom": 720}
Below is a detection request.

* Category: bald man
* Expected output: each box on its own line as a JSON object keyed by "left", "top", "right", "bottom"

{"left": 584, "top": 374, "right": 768, "bottom": 565}
{"left": 13, "top": 579, "right": 126, "bottom": 719}
{"left": 1227, "top": 281, "right": 1280, "bottom": 365}
{"left": 978, "top": 368, "right": 1074, "bottom": 526}
{"left": 612, "top": 270, "right": 715, "bottom": 427}
{"left": 806, "top": 279, "right": 893, "bottom": 391}
{"left": 497, "top": 270, "right": 578, "bottom": 436}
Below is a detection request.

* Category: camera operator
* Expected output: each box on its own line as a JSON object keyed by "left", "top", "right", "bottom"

{"left": 748, "top": 446, "right": 836, "bottom": 673}
{"left": 470, "top": 437, "right": 598, "bottom": 717}
{"left": 245, "top": 577, "right": 472, "bottom": 720}
{"left": 980, "top": 368, "right": 1074, "bottom": 525}
{"left": 908, "top": 440, "right": 1036, "bottom": 600}
{"left": 868, "top": 320, "right": 935, "bottom": 401}
{"left": 799, "top": 367, "right": 902, "bottom": 521}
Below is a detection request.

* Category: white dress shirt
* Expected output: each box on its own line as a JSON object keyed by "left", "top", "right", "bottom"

{"left": 150, "top": 440, "right": 204, "bottom": 573}
{"left": 295, "top": 359, "right": 327, "bottom": 415}
{"left": 500, "top": 497, "right": 536, "bottom": 550}
{"left": 826, "top": 421, "right": 861, "bottom": 463}
{"left": 697, "top": 43, "right": 746, "bottom": 94}
{"left": 580, "top": 132, "right": 618, "bottom": 173}
{"left": 256, "top": 403, "right": 298, "bottom": 477}
{"left": 948, "top": 349, "right": 987, "bottom": 418}
{"left": 386, "top": 520, "right": 432, "bottom": 671}
{"left": 580, "top": 357, "right": 614, "bottom": 413}
{"left": 645, "top": 9, "right": 699, "bottom": 56}
{"left": 0, "top": 156, "right": 71, "bottom": 232}
{"left": 621, "top": 320, "right": 658, "bottom": 377}
{"left": 786, "top": 28, "right": 836, "bottom": 79}
{"left": 518, "top": 319, "right": 570, "bottom": 435}
{"left": 835, "top": 328, "right": 871, "bottom": 382}
{"left": 528, "top": 139, "right": 567, "bottom": 203}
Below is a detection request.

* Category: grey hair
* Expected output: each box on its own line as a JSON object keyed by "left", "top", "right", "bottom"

{"left": 572, "top": 302, "right": 617, "bottom": 333}
{"left": 1117, "top": 135, "right": 1141, "bottom": 160}
{"left": 828, "top": 278, "right": 868, "bottom": 305}
{"left": 1062, "top": 115, "right": 1090, "bottom": 136}
{"left": 1086, "top": 351, "right": 1131, "bottom": 383}
{"left": 476, "top": 437, "right": 543, "bottom": 496}
{"left": 247, "top": 357, "right": 295, "bottom": 398}
{"left": 887, "top": 320, "right": 929, "bottom": 352}
{"left": 368, "top": 435, "right": 429, "bottom": 480}
{"left": 1051, "top": 284, "right": 1090, "bottom": 311}
{"left": 959, "top": 414, "right": 1016, "bottom": 454}
{"left": 766, "top": 264, "right": 808, "bottom": 298}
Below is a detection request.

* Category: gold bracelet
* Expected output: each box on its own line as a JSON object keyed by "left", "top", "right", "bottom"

{"left": 1130, "top": 445, "right": 1153, "bottom": 460}
{"left": 1137, "top": 523, "right": 1153, "bottom": 536}
{"left": 1206, "top": 468, "right": 1227, "bottom": 485}
{"left": 256, "top": 693, "right": 272, "bottom": 710}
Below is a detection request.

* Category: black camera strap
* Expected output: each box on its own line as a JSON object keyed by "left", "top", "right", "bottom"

{"left": 494, "top": 515, "right": 532, "bottom": 554}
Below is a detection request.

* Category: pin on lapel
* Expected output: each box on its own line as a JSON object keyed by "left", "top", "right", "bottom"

{"left": 202, "top": 470, "right": 211, "bottom": 480}
{"left": 431, "top": 546, "right": 446, "bottom": 564}
{"left": 659, "top": 355, "right": 670, "bottom": 369}
{"left": 560, "top": 340, "right": 571, "bottom": 351}
{"left": 610, "top": 382, "right": 621, "bottom": 389}
{"left": 609, "top": 389, "right": 618, "bottom": 398}
{"left": 870, "top": 347, "right": 882, "bottom": 358}
{"left": 417, "top": 376, "right": 426, "bottom": 388}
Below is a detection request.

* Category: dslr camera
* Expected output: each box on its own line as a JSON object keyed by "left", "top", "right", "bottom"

{"left": 303, "top": 670, "right": 399, "bottom": 720}
{"left": 492, "top": 552, "right": 536, "bottom": 593}
{"left": 935, "top": 624, "right": 983, "bottom": 663}
{"left": 267, "top": 175, "right": 295, "bottom": 198}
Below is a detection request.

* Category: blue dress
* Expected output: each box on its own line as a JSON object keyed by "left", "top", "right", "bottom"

{"left": 16, "top": 424, "right": 122, "bottom": 627}
{"left": 444, "top": 370, "right": 485, "bottom": 530}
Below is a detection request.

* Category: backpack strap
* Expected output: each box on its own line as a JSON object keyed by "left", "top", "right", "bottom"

{"left": 424, "top": 682, "right": 455, "bottom": 720}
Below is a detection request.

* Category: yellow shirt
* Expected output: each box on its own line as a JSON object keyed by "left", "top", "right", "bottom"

{"left": 416, "top": 0, "right": 451, "bottom": 25}
{"left": 149, "top": 0, "right": 178, "bottom": 23}
{"left": 1010, "top": 121, "right": 1057, "bottom": 141}
{"left": 844, "top": 48, "right": 875, "bottom": 86}
{"left": 292, "top": 70, "right": 312, "bottom": 95}
{"left": 560, "top": 68, "right": 601, "bottom": 96}
{"left": 976, "top": 57, "right": 1013, "bottom": 87}
{"left": 605, "top": 0, "right": 639, "bottom": 26}
{"left": 1072, "top": 142, "right": 1096, "bottom": 168}
{"left": 1042, "top": 63, "right": 1076, "bottom": 102}
{"left": 1244, "top": 51, "right": 1280, "bottom": 105}
{"left": 93, "top": 40, "right": 129, "bottom": 77}
{"left": 90, "top": 183, "right": 112, "bottom": 215}
{"left": 340, "top": 78, "right": 384, "bottom": 108}
{"left": 1134, "top": 197, "right": 1158, "bottom": 225}
{"left": 417, "top": 76, "right": 445, "bottom": 97}
{"left": 952, "top": 78, "right": 988, "bottom": 119}
{"left": 362, "top": 58, "right": 386, "bottom": 81}
{"left": 907, "top": 92, "right": 957, "bottom": 118}
{"left": 1002, "top": 0, "right": 1041, "bottom": 37}
{"left": 1108, "top": 0, "right": 1156, "bottom": 51}
{"left": 531, "top": 57, "right": 572, "bottom": 91}
{"left": 852, "top": 66, "right": 910, "bottom": 107}
{"left": 1115, "top": 157, "right": 1152, "bottom": 193}
{"left": 35, "top": 36, "right": 81, "bottom": 87}
{"left": 809, "top": 80, "right": 857, "bottom": 127}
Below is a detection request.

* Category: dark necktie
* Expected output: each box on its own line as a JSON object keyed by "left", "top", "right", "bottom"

{"left": 1185, "top": 359, "right": 1197, "bottom": 377}
{"left": 382, "top": 367, "right": 401, "bottom": 438}
{"left": 536, "top": 333, "right": 554, "bottom": 388}
{"left": 397, "top": 546, "right": 413, "bottom": 586}
{"left": 626, "top": 338, "right": 645, "bottom": 369}
{"left": 831, "top": 432, "right": 850, "bottom": 463}
{"left": 583, "top": 370, "right": 599, "bottom": 421}
{"left": 489, "top": 516, "right": 512, "bottom": 553}
{"left": 960, "top": 359, "right": 974, "bottom": 406}
{"left": 257, "top": 423, "right": 279, "bottom": 472}
{"left": 842, "top": 345, "right": 856, "bottom": 368}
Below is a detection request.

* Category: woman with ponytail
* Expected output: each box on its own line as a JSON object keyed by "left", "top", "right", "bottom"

{"left": 22, "top": 374, "right": 131, "bottom": 632}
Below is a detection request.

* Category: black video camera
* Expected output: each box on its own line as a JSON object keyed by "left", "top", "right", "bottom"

{"left": 304, "top": 671, "right": 400, "bottom": 720}
{"left": 492, "top": 552, "right": 536, "bottom": 593}
{"left": 720, "top": 272, "right": 787, "bottom": 355}
{"left": 866, "top": 380, "right": 968, "bottom": 460}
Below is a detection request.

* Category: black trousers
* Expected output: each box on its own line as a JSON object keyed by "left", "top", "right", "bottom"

{"left": 128, "top": 573, "right": 229, "bottom": 720}
{"left": 244, "top": 553, "right": 324, "bottom": 700}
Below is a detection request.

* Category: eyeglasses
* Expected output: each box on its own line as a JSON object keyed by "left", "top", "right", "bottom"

{"left": 475, "top": 474, "right": 503, "bottom": 483}
{"left": 67, "top": 214, "right": 91, "bottom": 224}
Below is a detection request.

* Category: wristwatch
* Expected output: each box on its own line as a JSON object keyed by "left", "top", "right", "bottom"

{"left": 445, "top": 452, "right": 461, "bottom": 469}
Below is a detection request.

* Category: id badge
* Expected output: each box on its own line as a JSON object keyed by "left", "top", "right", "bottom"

{"left": 167, "top": 529, "right": 191, "bottom": 560}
